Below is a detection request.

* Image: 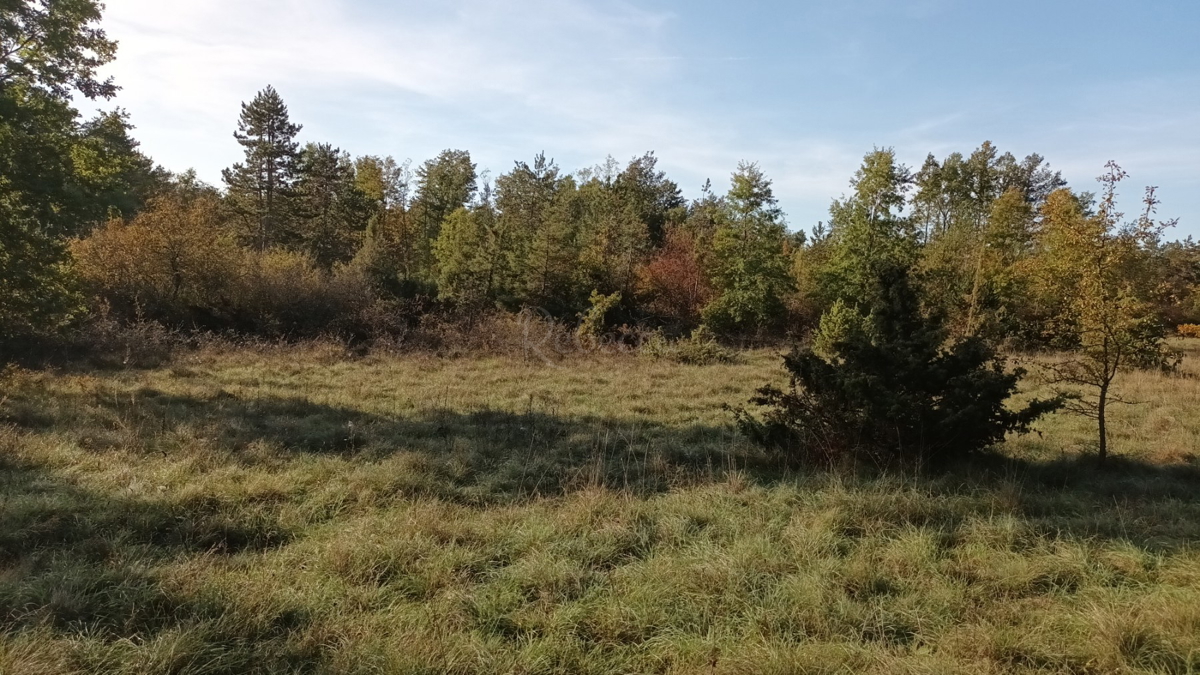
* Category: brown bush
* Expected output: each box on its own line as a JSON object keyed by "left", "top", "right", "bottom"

{"left": 635, "top": 227, "right": 712, "bottom": 329}
{"left": 71, "top": 194, "right": 242, "bottom": 324}
{"left": 71, "top": 195, "right": 384, "bottom": 339}
{"left": 222, "top": 250, "right": 374, "bottom": 337}
{"left": 1178, "top": 324, "right": 1200, "bottom": 339}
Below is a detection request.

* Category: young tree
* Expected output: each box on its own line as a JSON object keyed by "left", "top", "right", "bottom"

{"left": 349, "top": 157, "right": 420, "bottom": 295}
{"left": 1032, "top": 164, "right": 1177, "bottom": 463}
{"left": 790, "top": 222, "right": 834, "bottom": 329}
{"left": 496, "top": 154, "right": 580, "bottom": 312}
{"left": 700, "top": 162, "right": 793, "bottom": 335}
{"left": 576, "top": 158, "right": 653, "bottom": 300}
{"left": 613, "top": 152, "right": 685, "bottom": 245}
{"left": 521, "top": 178, "right": 583, "bottom": 313}
{"left": 965, "top": 188, "right": 1037, "bottom": 337}
{"left": 354, "top": 155, "right": 410, "bottom": 213}
{"left": 0, "top": 207, "right": 82, "bottom": 340}
{"left": 738, "top": 261, "right": 1062, "bottom": 468}
{"left": 434, "top": 195, "right": 510, "bottom": 307}
{"left": 636, "top": 226, "right": 713, "bottom": 329}
{"left": 352, "top": 207, "right": 427, "bottom": 297}
{"left": 222, "top": 85, "right": 303, "bottom": 251}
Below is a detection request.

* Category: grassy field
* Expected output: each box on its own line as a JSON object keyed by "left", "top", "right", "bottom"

{"left": 1, "top": 342, "right": 1199, "bottom": 674}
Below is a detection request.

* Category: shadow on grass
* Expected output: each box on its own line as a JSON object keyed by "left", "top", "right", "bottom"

{"left": 0, "top": 452, "right": 322, "bottom": 673}
{"left": 927, "top": 451, "right": 1200, "bottom": 553}
{"left": 0, "top": 383, "right": 748, "bottom": 669}
{"left": 7, "top": 378, "right": 1200, "bottom": 507}
{"left": 2, "top": 383, "right": 751, "bottom": 501}
{"left": 2, "top": 382, "right": 1200, "bottom": 670}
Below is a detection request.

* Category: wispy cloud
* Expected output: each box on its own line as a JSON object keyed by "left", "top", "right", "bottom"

{"left": 95, "top": 0, "right": 862, "bottom": 228}
{"left": 98, "top": 0, "right": 676, "bottom": 166}
{"left": 93, "top": 0, "right": 1200, "bottom": 235}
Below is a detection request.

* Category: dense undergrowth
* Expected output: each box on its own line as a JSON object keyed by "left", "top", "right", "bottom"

{"left": 0, "top": 343, "right": 1198, "bottom": 674}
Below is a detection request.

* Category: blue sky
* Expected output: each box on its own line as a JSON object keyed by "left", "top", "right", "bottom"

{"left": 97, "top": 0, "right": 1199, "bottom": 237}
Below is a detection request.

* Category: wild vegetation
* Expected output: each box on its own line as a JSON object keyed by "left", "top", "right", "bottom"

{"left": 4, "top": 2, "right": 1198, "bottom": 359}
{"left": 4, "top": 1, "right": 1200, "bottom": 672}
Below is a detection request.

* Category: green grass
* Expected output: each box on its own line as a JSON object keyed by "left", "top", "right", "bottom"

{"left": 1, "top": 342, "right": 1199, "bottom": 674}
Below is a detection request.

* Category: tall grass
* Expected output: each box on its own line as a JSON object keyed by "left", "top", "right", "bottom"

{"left": 0, "top": 343, "right": 1197, "bottom": 673}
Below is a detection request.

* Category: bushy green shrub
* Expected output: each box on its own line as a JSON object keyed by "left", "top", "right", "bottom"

{"left": 737, "top": 265, "right": 1063, "bottom": 468}
{"left": 576, "top": 290, "right": 622, "bottom": 349}
{"left": 641, "top": 325, "right": 733, "bottom": 365}
{"left": 1, "top": 218, "right": 83, "bottom": 344}
{"left": 811, "top": 298, "right": 867, "bottom": 361}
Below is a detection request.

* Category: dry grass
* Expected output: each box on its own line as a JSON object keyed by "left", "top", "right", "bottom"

{"left": 0, "top": 342, "right": 1198, "bottom": 674}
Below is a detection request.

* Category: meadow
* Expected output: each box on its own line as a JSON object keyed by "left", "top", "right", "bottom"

{"left": 0, "top": 342, "right": 1198, "bottom": 674}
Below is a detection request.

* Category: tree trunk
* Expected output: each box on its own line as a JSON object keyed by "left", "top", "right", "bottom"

{"left": 1097, "top": 382, "right": 1108, "bottom": 465}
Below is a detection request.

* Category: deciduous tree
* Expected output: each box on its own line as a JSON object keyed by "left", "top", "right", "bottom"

{"left": 1033, "top": 164, "right": 1177, "bottom": 463}
{"left": 0, "top": 0, "right": 133, "bottom": 341}
{"left": 636, "top": 226, "right": 712, "bottom": 329}
{"left": 702, "top": 162, "right": 793, "bottom": 335}
{"left": 820, "top": 148, "right": 917, "bottom": 307}
{"left": 0, "top": 0, "right": 117, "bottom": 99}
{"left": 412, "top": 149, "right": 476, "bottom": 278}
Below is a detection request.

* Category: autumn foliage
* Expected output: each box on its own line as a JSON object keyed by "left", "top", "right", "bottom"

{"left": 635, "top": 227, "right": 712, "bottom": 329}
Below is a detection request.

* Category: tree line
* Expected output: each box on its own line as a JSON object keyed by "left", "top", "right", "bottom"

{"left": 4, "top": 1, "right": 1197, "bottom": 353}
{"left": 53, "top": 84, "right": 1198, "bottom": 343}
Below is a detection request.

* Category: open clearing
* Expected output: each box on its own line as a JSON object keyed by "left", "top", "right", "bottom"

{"left": 1, "top": 344, "right": 1198, "bottom": 674}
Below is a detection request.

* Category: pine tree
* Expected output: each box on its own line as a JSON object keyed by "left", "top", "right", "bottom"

{"left": 739, "top": 262, "right": 1063, "bottom": 468}
{"left": 496, "top": 154, "right": 580, "bottom": 312}
{"left": 222, "top": 86, "right": 302, "bottom": 251}
{"left": 521, "top": 178, "right": 583, "bottom": 313}
{"left": 577, "top": 162, "right": 651, "bottom": 300}
{"left": 613, "top": 152, "right": 685, "bottom": 245}
{"left": 434, "top": 199, "right": 506, "bottom": 307}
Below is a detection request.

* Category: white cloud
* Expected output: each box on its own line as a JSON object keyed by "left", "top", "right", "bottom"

{"left": 94, "top": 0, "right": 869, "bottom": 229}
{"left": 98, "top": 0, "right": 674, "bottom": 172}
{"left": 94, "top": 1, "right": 1198, "bottom": 235}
